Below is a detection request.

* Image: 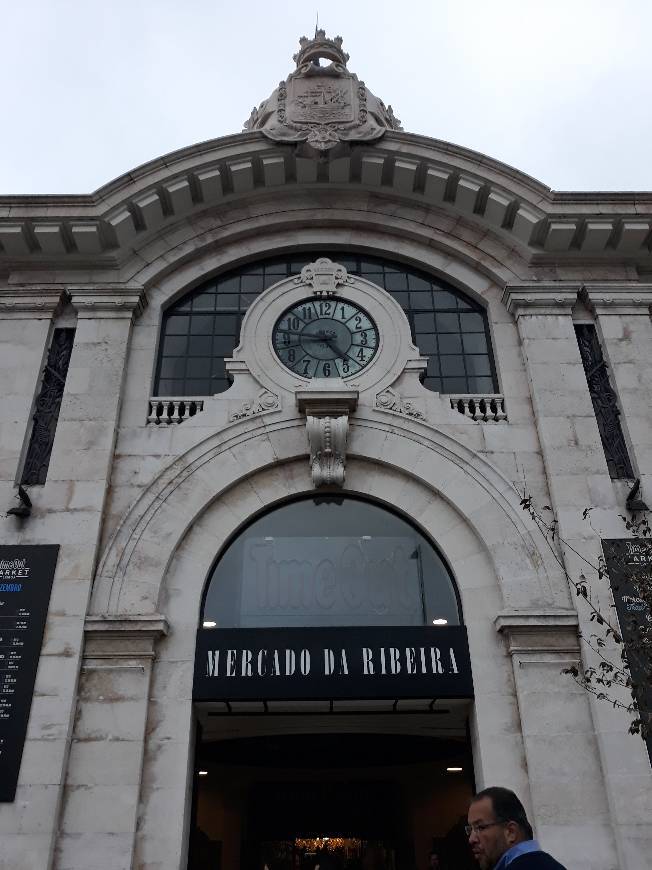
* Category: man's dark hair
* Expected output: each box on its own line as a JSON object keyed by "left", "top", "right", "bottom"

{"left": 471, "top": 787, "right": 534, "bottom": 840}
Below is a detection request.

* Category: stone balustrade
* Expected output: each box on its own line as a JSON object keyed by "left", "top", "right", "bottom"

{"left": 449, "top": 394, "right": 507, "bottom": 422}
{"left": 146, "top": 397, "right": 204, "bottom": 425}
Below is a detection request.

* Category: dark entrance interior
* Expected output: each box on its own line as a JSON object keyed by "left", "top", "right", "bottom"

{"left": 189, "top": 727, "right": 476, "bottom": 870}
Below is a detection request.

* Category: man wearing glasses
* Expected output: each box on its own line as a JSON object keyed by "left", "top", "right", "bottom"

{"left": 466, "top": 787, "right": 567, "bottom": 869}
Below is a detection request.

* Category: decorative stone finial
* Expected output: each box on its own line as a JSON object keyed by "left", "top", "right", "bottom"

{"left": 243, "top": 32, "right": 402, "bottom": 155}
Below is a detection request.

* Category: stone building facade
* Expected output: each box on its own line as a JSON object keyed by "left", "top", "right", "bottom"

{"left": 1, "top": 31, "right": 651, "bottom": 870}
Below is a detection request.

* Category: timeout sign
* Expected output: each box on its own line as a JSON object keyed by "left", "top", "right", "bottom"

{"left": 193, "top": 625, "right": 473, "bottom": 701}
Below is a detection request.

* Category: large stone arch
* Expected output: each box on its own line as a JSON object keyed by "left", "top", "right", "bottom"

{"left": 92, "top": 412, "right": 566, "bottom": 617}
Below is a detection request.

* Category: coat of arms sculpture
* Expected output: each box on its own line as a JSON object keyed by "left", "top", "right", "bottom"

{"left": 244, "top": 30, "right": 402, "bottom": 154}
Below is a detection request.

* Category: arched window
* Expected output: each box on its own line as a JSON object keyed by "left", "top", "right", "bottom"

{"left": 156, "top": 253, "right": 497, "bottom": 396}
{"left": 201, "top": 496, "right": 461, "bottom": 629}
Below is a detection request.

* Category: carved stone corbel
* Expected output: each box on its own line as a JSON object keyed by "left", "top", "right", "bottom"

{"left": 296, "top": 380, "right": 358, "bottom": 487}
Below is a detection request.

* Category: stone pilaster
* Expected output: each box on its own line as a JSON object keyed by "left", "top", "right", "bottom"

{"left": 503, "top": 284, "right": 652, "bottom": 870}
{"left": 54, "top": 616, "right": 168, "bottom": 870}
{"left": 495, "top": 612, "right": 619, "bottom": 869}
{"left": 0, "top": 285, "right": 146, "bottom": 870}
{"left": 583, "top": 284, "right": 652, "bottom": 497}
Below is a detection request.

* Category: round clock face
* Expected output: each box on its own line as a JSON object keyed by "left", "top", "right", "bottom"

{"left": 273, "top": 297, "right": 379, "bottom": 379}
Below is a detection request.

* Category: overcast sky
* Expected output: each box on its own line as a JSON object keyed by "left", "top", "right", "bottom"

{"left": 3, "top": 0, "right": 651, "bottom": 194}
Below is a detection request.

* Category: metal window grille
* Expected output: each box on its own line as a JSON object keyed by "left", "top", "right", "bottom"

{"left": 154, "top": 253, "right": 498, "bottom": 396}
{"left": 575, "top": 324, "right": 634, "bottom": 480}
{"left": 21, "top": 328, "right": 76, "bottom": 485}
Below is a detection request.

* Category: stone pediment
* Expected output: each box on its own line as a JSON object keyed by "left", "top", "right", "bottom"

{"left": 243, "top": 30, "right": 402, "bottom": 154}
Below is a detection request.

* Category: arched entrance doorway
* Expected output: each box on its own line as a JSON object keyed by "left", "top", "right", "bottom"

{"left": 190, "top": 496, "right": 476, "bottom": 870}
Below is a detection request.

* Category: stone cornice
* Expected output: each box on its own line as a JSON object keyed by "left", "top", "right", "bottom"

{"left": 2, "top": 134, "right": 652, "bottom": 268}
{"left": 582, "top": 283, "right": 652, "bottom": 316}
{"left": 0, "top": 287, "right": 67, "bottom": 318}
{"left": 502, "top": 284, "right": 580, "bottom": 317}
{"left": 68, "top": 284, "right": 147, "bottom": 318}
{"left": 495, "top": 610, "right": 580, "bottom": 655}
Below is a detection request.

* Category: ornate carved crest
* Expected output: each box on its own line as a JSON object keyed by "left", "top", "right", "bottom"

{"left": 243, "top": 31, "right": 402, "bottom": 154}
{"left": 294, "top": 258, "right": 353, "bottom": 296}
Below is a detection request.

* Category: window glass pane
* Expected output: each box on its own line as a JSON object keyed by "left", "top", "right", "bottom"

{"left": 214, "top": 314, "right": 238, "bottom": 334}
{"left": 163, "top": 335, "right": 187, "bottom": 355}
{"left": 414, "top": 313, "right": 435, "bottom": 332}
{"left": 465, "top": 355, "right": 492, "bottom": 376}
{"left": 212, "top": 359, "right": 227, "bottom": 379}
{"left": 241, "top": 274, "right": 264, "bottom": 292}
{"left": 433, "top": 291, "right": 459, "bottom": 310}
{"left": 426, "top": 357, "right": 440, "bottom": 377}
{"left": 359, "top": 259, "right": 383, "bottom": 274}
{"left": 410, "top": 291, "right": 432, "bottom": 308}
{"left": 384, "top": 272, "right": 408, "bottom": 292}
{"left": 202, "top": 497, "right": 460, "bottom": 629}
{"left": 159, "top": 358, "right": 186, "bottom": 379}
{"left": 462, "top": 333, "right": 488, "bottom": 354}
{"left": 408, "top": 275, "right": 431, "bottom": 294}
{"left": 436, "top": 313, "right": 460, "bottom": 333}
{"left": 217, "top": 276, "right": 240, "bottom": 293}
{"left": 415, "top": 334, "right": 437, "bottom": 354}
{"left": 216, "top": 294, "right": 239, "bottom": 310}
{"left": 165, "top": 315, "right": 189, "bottom": 334}
{"left": 214, "top": 335, "right": 235, "bottom": 355}
{"left": 190, "top": 316, "right": 214, "bottom": 335}
{"left": 438, "top": 333, "right": 463, "bottom": 354}
{"left": 186, "top": 358, "right": 212, "bottom": 378}
{"left": 192, "top": 293, "right": 216, "bottom": 311}
{"left": 468, "top": 376, "right": 496, "bottom": 393}
{"left": 442, "top": 376, "right": 467, "bottom": 392}
{"left": 185, "top": 378, "right": 211, "bottom": 394}
{"left": 392, "top": 292, "right": 409, "bottom": 309}
{"left": 157, "top": 379, "right": 183, "bottom": 395}
{"left": 459, "top": 312, "right": 485, "bottom": 332}
{"left": 440, "top": 356, "right": 466, "bottom": 376}
{"left": 188, "top": 336, "right": 212, "bottom": 356}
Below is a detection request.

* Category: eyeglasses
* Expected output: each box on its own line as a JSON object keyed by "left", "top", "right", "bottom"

{"left": 464, "top": 821, "right": 506, "bottom": 837}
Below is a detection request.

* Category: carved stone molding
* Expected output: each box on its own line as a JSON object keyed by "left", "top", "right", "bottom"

{"left": 582, "top": 283, "right": 652, "bottom": 316}
{"left": 68, "top": 284, "right": 147, "bottom": 319}
{"left": 495, "top": 611, "right": 580, "bottom": 655}
{"left": 0, "top": 287, "right": 66, "bottom": 319}
{"left": 296, "top": 381, "right": 358, "bottom": 488}
{"left": 502, "top": 284, "right": 580, "bottom": 318}
{"left": 84, "top": 613, "right": 169, "bottom": 660}
{"left": 229, "top": 389, "right": 280, "bottom": 421}
{"left": 295, "top": 257, "right": 353, "bottom": 296}
{"left": 376, "top": 387, "right": 426, "bottom": 420}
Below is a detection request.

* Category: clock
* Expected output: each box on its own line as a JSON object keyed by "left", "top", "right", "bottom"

{"left": 273, "top": 297, "right": 379, "bottom": 379}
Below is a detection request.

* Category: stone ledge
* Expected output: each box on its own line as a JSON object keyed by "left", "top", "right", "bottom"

{"left": 0, "top": 287, "right": 67, "bottom": 318}
{"left": 68, "top": 284, "right": 147, "bottom": 318}
{"left": 502, "top": 284, "right": 580, "bottom": 318}
{"left": 582, "top": 283, "right": 652, "bottom": 316}
{"left": 495, "top": 610, "right": 580, "bottom": 654}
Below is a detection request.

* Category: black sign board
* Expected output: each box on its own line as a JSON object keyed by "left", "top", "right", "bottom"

{"left": 602, "top": 539, "right": 652, "bottom": 761}
{"left": 0, "top": 545, "right": 59, "bottom": 802}
{"left": 193, "top": 625, "right": 473, "bottom": 702}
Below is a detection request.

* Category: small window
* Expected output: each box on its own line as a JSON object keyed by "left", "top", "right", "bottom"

{"left": 21, "top": 328, "right": 76, "bottom": 485}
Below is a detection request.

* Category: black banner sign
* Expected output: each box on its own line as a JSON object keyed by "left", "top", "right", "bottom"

{"left": 602, "top": 539, "right": 652, "bottom": 760}
{"left": 0, "top": 545, "right": 59, "bottom": 802}
{"left": 193, "top": 625, "right": 473, "bottom": 701}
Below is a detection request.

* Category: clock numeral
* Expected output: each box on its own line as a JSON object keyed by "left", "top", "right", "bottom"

{"left": 342, "top": 360, "right": 350, "bottom": 375}
{"left": 302, "top": 306, "right": 313, "bottom": 321}
{"left": 356, "top": 347, "right": 366, "bottom": 361}
{"left": 323, "top": 362, "right": 332, "bottom": 377}
{"left": 288, "top": 316, "right": 300, "bottom": 331}
{"left": 318, "top": 301, "right": 333, "bottom": 316}
{"left": 301, "top": 359, "right": 312, "bottom": 377}
{"left": 288, "top": 349, "right": 296, "bottom": 363}
{"left": 360, "top": 331, "right": 368, "bottom": 346}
